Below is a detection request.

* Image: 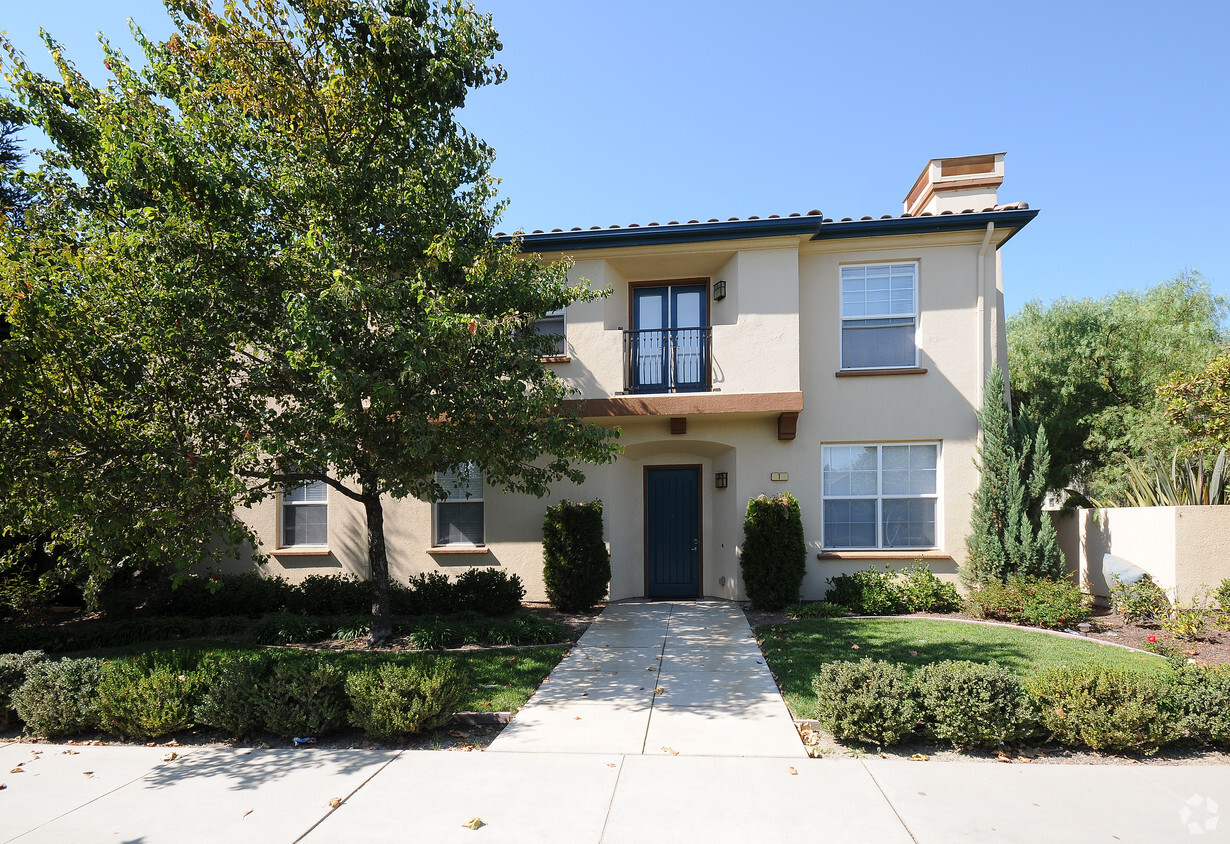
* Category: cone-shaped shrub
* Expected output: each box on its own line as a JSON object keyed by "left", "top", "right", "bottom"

{"left": 740, "top": 492, "right": 806, "bottom": 611}
{"left": 543, "top": 500, "right": 610, "bottom": 612}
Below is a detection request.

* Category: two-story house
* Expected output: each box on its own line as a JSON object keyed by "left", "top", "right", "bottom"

{"left": 233, "top": 153, "right": 1036, "bottom": 602}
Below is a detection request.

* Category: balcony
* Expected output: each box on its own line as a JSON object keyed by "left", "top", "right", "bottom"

{"left": 623, "top": 327, "right": 712, "bottom": 394}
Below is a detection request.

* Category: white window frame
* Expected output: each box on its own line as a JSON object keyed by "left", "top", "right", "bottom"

{"left": 433, "top": 462, "right": 485, "bottom": 546}
{"left": 821, "top": 442, "right": 940, "bottom": 550}
{"left": 839, "top": 261, "right": 919, "bottom": 370}
{"left": 280, "top": 477, "right": 329, "bottom": 547}
{"left": 531, "top": 307, "right": 567, "bottom": 357}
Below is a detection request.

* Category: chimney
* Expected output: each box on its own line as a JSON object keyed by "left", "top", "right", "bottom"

{"left": 903, "top": 153, "right": 1005, "bottom": 216}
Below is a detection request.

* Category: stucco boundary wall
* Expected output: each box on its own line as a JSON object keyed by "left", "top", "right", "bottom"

{"left": 1052, "top": 506, "right": 1230, "bottom": 604}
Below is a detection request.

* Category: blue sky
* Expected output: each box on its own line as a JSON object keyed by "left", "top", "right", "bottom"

{"left": 5, "top": 1, "right": 1228, "bottom": 315}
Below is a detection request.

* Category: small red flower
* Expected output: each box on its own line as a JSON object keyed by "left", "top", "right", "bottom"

{"left": 469, "top": 321, "right": 477, "bottom": 335}
{"left": 1147, "top": 636, "right": 1157, "bottom": 643}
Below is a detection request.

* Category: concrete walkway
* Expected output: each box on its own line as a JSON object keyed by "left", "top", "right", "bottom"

{"left": 5, "top": 740, "right": 1230, "bottom": 843}
{"left": 487, "top": 600, "right": 803, "bottom": 757}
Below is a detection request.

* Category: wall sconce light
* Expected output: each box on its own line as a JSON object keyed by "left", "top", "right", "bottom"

{"left": 771, "top": 472, "right": 789, "bottom": 482}
{"left": 713, "top": 280, "right": 727, "bottom": 301}
{"left": 714, "top": 472, "right": 728, "bottom": 489}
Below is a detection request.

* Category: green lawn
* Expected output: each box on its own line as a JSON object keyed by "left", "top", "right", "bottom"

{"left": 757, "top": 617, "right": 1168, "bottom": 720}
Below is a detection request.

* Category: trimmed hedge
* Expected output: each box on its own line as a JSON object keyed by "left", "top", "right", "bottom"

{"left": 740, "top": 493, "right": 807, "bottom": 611}
{"left": 346, "top": 661, "right": 467, "bottom": 738}
{"left": 809, "top": 657, "right": 1205, "bottom": 754}
{"left": 824, "top": 563, "right": 961, "bottom": 616}
{"left": 915, "top": 660, "right": 1037, "bottom": 748}
{"left": 964, "top": 574, "right": 1091, "bottom": 630}
{"left": 543, "top": 500, "right": 611, "bottom": 613}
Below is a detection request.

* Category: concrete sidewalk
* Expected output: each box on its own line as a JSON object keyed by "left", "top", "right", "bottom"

{"left": 5, "top": 741, "right": 1230, "bottom": 843}
{"left": 487, "top": 600, "right": 803, "bottom": 757}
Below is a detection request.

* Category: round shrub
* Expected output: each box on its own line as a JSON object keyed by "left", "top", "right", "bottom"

{"left": 812, "top": 658, "right": 920, "bottom": 745}
{"left": 1169, "top": 664, "right": 1230, "bottom": 747}
{"left": 964, "top": 574, "right": 1090, "bottom": 629}
{"left": 825, "top": 566, "right": 906, "bottom": 615}
{"left": 543, "top": 500, "right": 610, "bottom": 613}
{"left": 286, "top": 574, "right": 370, "bottom": 616}
{"left": 1110, "top": 574, "right": 1170, "bottom": 624}
{"left": 453, "top": 568, "right": 525, "bottom": 616}
{"left": 0, "top": 650, "right": 45, "bottom": 728}
{"left": 407, "top": 571, "right": 458, "bottom": 616}
{"left": 740, "top": 493, "right": 806, "bottom": 611}
{"left": 346, "top": 660, "right": 467, "bottom": 738}
{"left": 12, "top": 657, "right": 104, "bottom": 738}
{"left": 915, "top": 660, "right": 1038, "bottom": 748}
{"left": 261, "top": 656, "right": 348, "bottom": 737}
{"left": 1026, "top": 665, "right": 1178, "bottom": 753}
{"left": 898, "top": 564, "right": 962, "bottom": 614}
{"left": 195, "top": 651, "right": 274, "bottom": 738}
{"left": 96, "top": 656, "right": 204, "bottom": 739}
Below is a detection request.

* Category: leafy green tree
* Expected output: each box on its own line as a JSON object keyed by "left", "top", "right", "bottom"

{"left": 0, "top": 0, "right": 618, "bottom": 640}
{"left": 1007, "top": 272, "right": 1228, "bottom": 499}
{"left": 965, "top": 366, "right": 1063, "bottom": 586}
{"left": 1158, "top": 352, "right": 1230, "bottom": 452}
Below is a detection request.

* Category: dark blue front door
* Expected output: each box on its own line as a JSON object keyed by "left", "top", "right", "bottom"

{"left": 645, "top": 467, "right": 701, "bottom": 598}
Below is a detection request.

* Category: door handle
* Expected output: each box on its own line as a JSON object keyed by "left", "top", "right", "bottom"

{"left": 691, "top": 539, "right": 698, "bottom": 551}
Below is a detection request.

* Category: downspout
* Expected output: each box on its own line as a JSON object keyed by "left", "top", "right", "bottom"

{"left": 975, "top": 222, "right": 994, "bottom": 408}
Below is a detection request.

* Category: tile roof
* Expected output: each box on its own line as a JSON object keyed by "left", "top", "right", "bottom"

{"left": 494, "top": 202, "right": 1030, "bottom": 238}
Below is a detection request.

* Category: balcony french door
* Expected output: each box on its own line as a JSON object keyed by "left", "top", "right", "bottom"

{"left": 627, "top": 284, "right": 709, "bottom": 393}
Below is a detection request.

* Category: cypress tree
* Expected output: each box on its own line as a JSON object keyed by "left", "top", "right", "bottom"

{"left": 965, "top": 367, "right": 1065, "bottom": 585}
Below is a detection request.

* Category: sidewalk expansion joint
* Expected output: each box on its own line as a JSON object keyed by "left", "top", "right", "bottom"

{"left": 294, "top": 750, "right": 404, "bottom": 843}
{"left": 861, "top": 760, "right": 921, "bottom": 844}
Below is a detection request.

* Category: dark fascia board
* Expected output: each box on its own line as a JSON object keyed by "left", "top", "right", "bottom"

{"left": 809, "top": 208, "right": 1039, "bottom": 247}
{"left": 502, "top": 207, "right": 1038, "bottom": 253}
{"left": 502, "top": 215, "right": 823, "bottom": 252}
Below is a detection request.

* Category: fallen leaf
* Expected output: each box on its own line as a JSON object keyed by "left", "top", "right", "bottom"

{"left": 909, "top": 651, "right": 918, "bottom": 657}
{"left": 1017, "top": 756, "right": 1032, "bottom": 763}
{"left": 653, "top": 686, "right": 665, "bottom": 695}
{"left": 8, "top": 768, "right": 22, "bottom": 774}
{"left": 1185, "top": 649, "right": 1199, "bottom": 656}
{"left": 328, "top": 797, "right": 342, "bottom": 808}
{"left": 0, "top": 784, "right": 6, "bottom": 790}
{"left": 162, "top": 752, "right": 180, "bottom": 762}
{"left": 461, "top": 817, "right": 484, "bottom": 830}
{"left": 61, "top": 750, "right": 79, "bottom": 756}
{"left": 581, "top": 692, "right": 589, "bottom": 697}
{"left": 908, "top": 754, "right": 929, "bottom": 762}
{"left": 851, "top": 644, "right": 860, "bottom": 650}
{"left": 661, "top": 747, "right": 679, "bottom": 756}
{"left": 243, "top": 809, "right": 253, "bottom": 819}
{"left": 996, "top": 754, "right": 1013, "bottom": 763}
{"left": 606, "top": 763, "right": 616, "bottom": 768}
{"left": 574, "top": 716, "right": 582, "bottom": 721}
{"left": 83, "top": 772, "right": 94, "bottom": 777}
{"left": 786, "top": 766, "right": 798, "bottom": 775}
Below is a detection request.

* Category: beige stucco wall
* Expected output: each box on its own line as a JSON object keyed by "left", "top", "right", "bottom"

{"left": 227, "top": 226, "right": 1016, "bottom": 604}
{"left": 1054, "top": 506, "right": 1230, "bottom": 602}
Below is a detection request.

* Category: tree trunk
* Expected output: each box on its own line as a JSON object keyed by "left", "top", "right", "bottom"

{"left": 362, "top": 485, "right": 392, "bottom": 646}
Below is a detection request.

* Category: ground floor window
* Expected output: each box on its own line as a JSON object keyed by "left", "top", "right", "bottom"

{"left": 282, "top": 477, "right": 328, "bottom": 546}
{"left": 435, "top": 462, "right": 484, "bottom": 546}
{"left": 821, "top": 442, "right": 938, "bottom": 549}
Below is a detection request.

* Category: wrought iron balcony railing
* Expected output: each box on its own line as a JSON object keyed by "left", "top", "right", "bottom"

{"left": 623, "top": 327, "right": 712, "bottom": 394}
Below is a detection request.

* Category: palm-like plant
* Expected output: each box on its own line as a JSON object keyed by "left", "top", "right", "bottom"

{"left": 1098, "top": 449, "right": 1229, "bottom": 507}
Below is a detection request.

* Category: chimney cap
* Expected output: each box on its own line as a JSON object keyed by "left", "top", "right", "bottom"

{"left": 904, "top": 153, "right": 1006, "bottom": 216}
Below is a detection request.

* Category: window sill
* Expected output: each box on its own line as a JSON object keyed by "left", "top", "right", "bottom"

{"left": 816, "top": 550, "right": 950, "bottom": 560}
{"left": 540, "top": 355, "right": 571, "bottom": 364}
{"left": 835, "top": 367, "right": 928, "bottom": 378}
{"left": 272, "top": 547, "right": 332, "bottom": 557}
{"left": 428, "top": 546, "right": 490, "bottom": 555}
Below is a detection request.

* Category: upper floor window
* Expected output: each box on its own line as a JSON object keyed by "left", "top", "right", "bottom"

{"left": 435, "top": 462, "right": 484, "bottom": 546}
{"left": 530, "top": 308, "right": 566, "bottom": 357}
{"left": 840, "top": 263, "right": 918, "bottom": 369}
{"left": 282, "top": 477, "right": 328, "bottom": 546}
{"left": 822, "top": 442, "right": 938, "bottom": 549}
